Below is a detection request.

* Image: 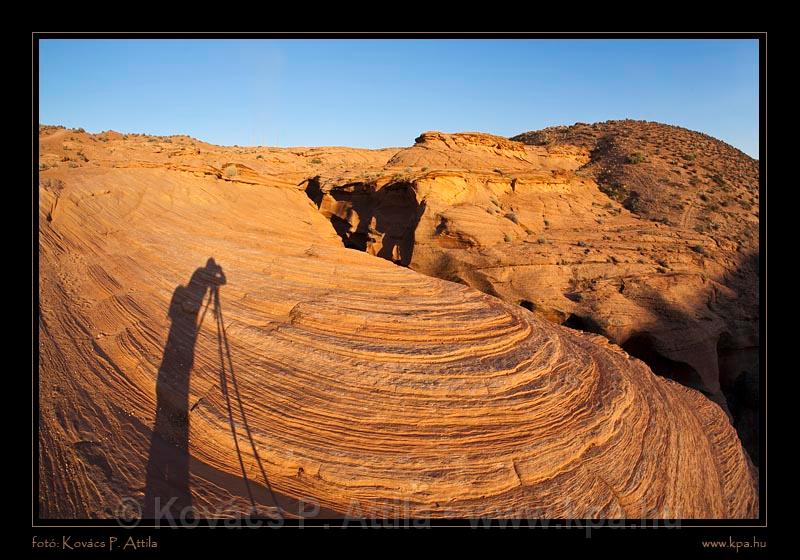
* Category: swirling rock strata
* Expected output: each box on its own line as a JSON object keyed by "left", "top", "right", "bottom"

{"left": 38, "top": 127, "right": 757, "bottom": 519}
{"left": 310, "top": 126, "right": 760, "bottom": 464}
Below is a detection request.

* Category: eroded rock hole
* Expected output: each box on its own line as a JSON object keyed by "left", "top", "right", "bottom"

{"left": 621, "top": 334, "right": 707, "bottom": 394}
{"left": 304, "top": 177, "right": 324, "bottom": 208}
{"left": 305, "top": 179, "right": 425, "bottom": 267}
{"left": 717, "top": 332, "right": 759, "bottom": 465}
{"left": 563, "top": 313, "right": 604, "bottom": 336}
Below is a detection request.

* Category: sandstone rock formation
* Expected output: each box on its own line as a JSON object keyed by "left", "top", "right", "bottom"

{"left": 515, "top": 121, "right": 760, "bottom": 462}
{"left": 308, "top": 122, "right": 760, "bottom": 465}
{"left": 38, "top": 125, "right": 758, "bottom": 519}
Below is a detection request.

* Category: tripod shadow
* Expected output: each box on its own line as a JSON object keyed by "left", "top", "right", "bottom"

{"left": 143, "top": 258, "right": 304, "bottom": 520}
{"left": 143, "top": 258, "right": 226, "bottom": 519}
{"left": 210, "top": 277, "right": 283, "bottom": 517}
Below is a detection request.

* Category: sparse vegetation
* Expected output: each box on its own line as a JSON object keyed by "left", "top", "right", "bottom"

{"left": 599, "top": 182, "right": 628, "bottom": 203}
{"left": 504, "top": 212, "right": 519, "bottom": 224}
{"left": 626, "top": 152, "right": 645, "bottom": 164}
{"left": 537, "top": 236, "right": 546, "bottom": 244}
{"left": 310, "top": 158, "right": 322, "bottom": 164}
{"left": 256, "top": 154, "right": 264, "bottom": 160}
{"left": 710, "top": 174, "right": 726, "bottom": 187}
{"left": 690, "top": 244, "right": 706, "bottom": 255}
{"left": 623, "top": 191, "right": 642, "bottom": 212}
{"left": 224, "top": 165, "right": 239, "bottom": 177}
{"left": 41, "top": 178, "right": 65, "bottom": 192}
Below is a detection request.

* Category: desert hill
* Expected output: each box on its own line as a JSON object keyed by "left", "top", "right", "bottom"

{"left": 511, "top": 120, "right": 759, "bottom": 250}
{"left": 38, "top": 123, "right": 758, "bottom": 519}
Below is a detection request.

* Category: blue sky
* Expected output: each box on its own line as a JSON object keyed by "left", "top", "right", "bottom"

{"left": 39, "top": 39, "right": 760, "bottom": 156}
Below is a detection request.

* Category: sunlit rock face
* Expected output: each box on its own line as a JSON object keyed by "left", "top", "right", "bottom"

{"left": 38, "top": 125, "right": 758, "bottom": 519}
{"left": 311, "top": 124, "right": 760, "bottom": 466}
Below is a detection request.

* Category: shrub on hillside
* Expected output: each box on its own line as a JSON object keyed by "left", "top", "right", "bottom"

{"left": 626, "top": 152, "right": 645, "bottom": 164}
{"left": 599, "top": 182, "right": 627, "bottom": 203}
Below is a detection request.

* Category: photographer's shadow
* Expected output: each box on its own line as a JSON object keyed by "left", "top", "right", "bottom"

{"left": 142, "top": 258, "right": 225, "bottom": 519}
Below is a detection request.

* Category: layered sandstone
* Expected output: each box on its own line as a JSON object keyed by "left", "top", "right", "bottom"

{"left": 38, "top": 125, "right": 758, "bottom": 519}
{"left": 309, "top": 125, "right": 760, "bottom": 464}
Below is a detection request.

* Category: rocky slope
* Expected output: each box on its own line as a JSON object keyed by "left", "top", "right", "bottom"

{"left": 38, "top": 125, "right": 758, "bottom": 519}
{"left": 309, "top": 122, "right": 760, "bottom": 464}
{"left": 512, "top": 121, "right": 760, "bottom": 461}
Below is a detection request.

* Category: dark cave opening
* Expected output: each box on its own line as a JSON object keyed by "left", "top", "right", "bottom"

{"left": 621, "top": 333, "right": 708, "bottom": 396}
{"left": 563, "top": 313, "right": 605, "bottom": 336}
{"left": 304, "top": 177, "right": 324, "bottom": 208}
{"left": 305, "top": 179, "right": 425, "bottom": 267}
{"left": 717, "top": 333, "right": 760, "bottom": 465}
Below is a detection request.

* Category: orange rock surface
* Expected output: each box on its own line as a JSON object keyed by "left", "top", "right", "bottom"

{"left": 311, "top": 123, "right": 760, "bottom": 464}
{"left": 38, "top": 125, "right": 758, "bottom": 519}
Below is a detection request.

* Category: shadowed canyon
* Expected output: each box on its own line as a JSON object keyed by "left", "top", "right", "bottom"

{"left": 38, "top": 120, "right": 759, "bottom": 519}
